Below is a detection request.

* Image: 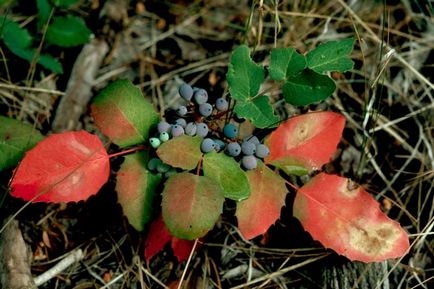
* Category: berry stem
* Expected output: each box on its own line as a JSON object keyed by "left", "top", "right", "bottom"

{"left": 108, "top": 145, "right": 148, "bottom": 158}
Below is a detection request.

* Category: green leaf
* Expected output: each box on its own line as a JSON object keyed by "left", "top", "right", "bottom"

{"left": 227, "top": 45, "right": 265, "bottom": 101}
{"left": 52, "top": 0, "right": 80, "bottom": 8}
{"left": 0, "top": 116, "right": 44, "bottom": 171}
{"left": 10, "top": 47, "right": 63, "bottom": 74}
{"left": 46, "top": 16, "right": 92, "bottom": 47}
{"left": 0, "top": 17, "right": 32, "bottom": 49}
{"left": 203, "top": 151, "right": 250, "bottom": 201}
{"left": 37, "top": 0, "right": 53, "bottom": 29}
{"left": 282, "top": 70, "right": 336, "bottom": 106}
{"left": 306, "top": 38, "right": 354, "bottom": 73}
{"left": 162, "top": 173, "right": 224, "bottom": 239}
{"left": 116, "top": 151, "right": 161, "bottom": 231}
{"left": 157, "top": 135, "right": 202, "bottom": 170}
{"left": 91, "top": 79, "right": 160, "bottom": 147}
{"left": 269, "top": 47, "right": 306, "bottom": 80}
{"left": 236, "top": 161, "right": 288, "bottom": 239}
{"left": 234, "top": 95, "right": 280, "bottom": 128}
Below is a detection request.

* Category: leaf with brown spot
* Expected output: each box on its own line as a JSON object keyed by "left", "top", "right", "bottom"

{"left": 293, "top": 173, "right": 410, "bottom": 262}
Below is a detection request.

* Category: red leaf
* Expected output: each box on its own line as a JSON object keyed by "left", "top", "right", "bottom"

{"left": 144, "top": 216, "right": 196, "bottom": 263}
{"left": 294, "top": 173, "right": 410, "bottom": 262}
{"left": 236, "top": 161, "right": 287, "bottom": 239}
{"left": 171, "top": 237, "right": 195, "bottom": 263}
{"left": 144, "top": 216, "right": 172, "bottom": 262}
{"left": 10, "top": 131, "right": 109, "bottom": 203}
{"left": 265, "top": 112, "right": 345, "bottom": 175}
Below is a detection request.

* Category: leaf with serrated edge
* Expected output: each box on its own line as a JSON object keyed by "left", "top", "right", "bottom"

{"left": 203, "top": 151, "right": 250, "bottom": 201}
{"left": 116, "top": 151, "right": 161, "bottom": 231}
{"left": 157, "top": 135, "right": 202, "bottom": 170}
{"left": 269, "top": 47, "right": 306, "bottom": 80}
{"left": 234, "top": 95, "right": 280, "bottom": 129}
{"left": 162, "top": 173, "right": 224, "bottom": 240}
{"left": 10, "top": 131, "right": 109, "bottom": 203}
{"left": 227, "top": 45, "right": 265, "bottom": 102}
{"left": 0, "top": 116, "right": 44, "bottom": 171}
{"left": 265, "top": 112, "right": 345, "bottom": 175}
{"left": 236, "top": 161, "right": 287, "bottom": 240}
{"left": 307, "top": 38, "right": 354, "bottom": 73}
{"left": 294, "top": 173, "right": 410, "bottom": 262}
{"left": 91, "top": 79, "right": 160, "bottom": 148}
{"left": 283, "top": 70, "right": 336, "bottom": 106}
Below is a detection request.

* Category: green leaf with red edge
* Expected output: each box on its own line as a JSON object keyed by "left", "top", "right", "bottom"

{"left": 144, "top": 215, "right": 195, "bottom": 263}
{"left": 162, "top": 172, "right": 224, "bottom": 240}
{"left": 10, "top": 131, "right": 109, "bottom": 203}
{"left": 264, "top": 111, "right": 345, "bottom": 176}
{"left": 157, "top": 135, "right": 202, "bottom": 170}
{"left": 236, "top": 161, "right": 288, "bottom": 240}
{"left": 0, "top": 116, "right": 44, "bottom": 171}
{"left": 294, "top": 173, "right": 410, "bottom": 262}
{"left": 91, "top": 79, "right": 160, "bottom": 148}
{"left": 116, "top": 151, "right": 161, "bottom": 231}
{"left": 203, "top": 151, "right": 250, "bottom": 201}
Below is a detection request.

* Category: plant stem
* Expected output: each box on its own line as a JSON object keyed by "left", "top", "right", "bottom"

{"left": 108, "top": 145, "right": 147, "bottom": 158}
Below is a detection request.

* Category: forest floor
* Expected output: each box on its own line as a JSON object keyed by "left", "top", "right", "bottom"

{"left": 0, "top": 0, "right": 433, "bottom": 288}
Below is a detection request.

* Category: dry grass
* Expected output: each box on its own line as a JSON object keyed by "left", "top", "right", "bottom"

{"left": 1, "top": 0, "right": 433, "bottom": 288}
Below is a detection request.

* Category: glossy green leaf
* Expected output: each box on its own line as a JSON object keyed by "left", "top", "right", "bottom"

{"left": 46, "top": 16, "right": 92, "bottom": 47}
{"left": 0, "top": 116, "right": 44, "bottom": 171}
{"left": 0, "top": 17, "right": 32, "bottom": 49}
{"left": 227, "top": 45, "right": 265, "bottom": 102}
{"left": 234, "top": 95, "right": 280, "bottom": 128}
{"left": 282, "top": 69, "right": 336, "bottom": 106}
{"left": 116, "top": 151, "right": 161, "bottom": 231}
{"left": 37, "top": 0, "right": 53, "bottom": 29}
{"left": 9, "top": 47, "right": 63, "bottom": 74}
{"left": 162, "top": 173, "right": 224, "bottom": 239}
{"left": 157, "top": 135, "right": 202, "bottom": 170}
{"left": 91, "top": 79, "right": 160, "bottom": 147}
{"left": 307, "top": 38, "right": 354, "bottom": 73}
{"left": 269, "top": 47, "right": 306, "bottom": 80}
{"left": 52, "top": 0, "right": 80, "bottom": 8}
{"left": 236, "top": 161, "right": 287, "bottom": 240}
{"left": 203, "top": 151, "right": 250, "bottom": 201}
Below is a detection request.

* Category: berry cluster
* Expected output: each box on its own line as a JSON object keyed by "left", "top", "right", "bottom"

{"left": 148, "top": 82, "right": 269, "bottom": 170}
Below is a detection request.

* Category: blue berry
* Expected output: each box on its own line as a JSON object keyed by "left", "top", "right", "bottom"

{"left": 243, "top": 135, "right": 260, "bottom": 145}
{"left": 201, "top": 138, "right": 216, "bottom": 153}
{"left": 157, "top": 162, "right": 170, "bottom": 173}
{"left": 255, "top": 144, "right": 270, "bottom": 158}
{"left": 159, "top": 132, "right": 170, "bottom": 142}
{"left": 185, "top": 122, "right": 197, "bottom": 136}
{"left": 179, "top": 83, "right": 193, "bottom": 101}
{"left": 242, "top": 155, "right": 257, "bottom": 170}
{"left": 171, "top": 125, "right": 184, "bottom": 137}
{"left": 215, "top": 98, "right": 228, "bottom": 111}
{"left": 241, "top": 141, "right": 256, "bottom": 155}
{"left": 177, "top": 105, "right": 188, "bottom": 116}
{"left": 226, "top": 142, "right": 241, "bottom": 157}
{"left": 199, "top": 103, "right": 213, "bottom": 117}
{"left": 149, "top": 137, "right": 161, "bottom": 148}
{"left": 148, "top": 158, "right": 162, "bottom": 171}
{"left": 196, "top": 123, "right": 209, "bottom": 137}
{"left": 223, "top": 123, "right": 238, "bottom": 139}
{"left": 213, "top": 139, "right": 225, "bottom": 151}
{"left": 158, "top": 121, "right": 171, "bottom": 133}
{"left": 175, "top": 118, "right": 187, "bottom": 128}
{"left": 194, "top": 88, "right": 208, "bottom": 104}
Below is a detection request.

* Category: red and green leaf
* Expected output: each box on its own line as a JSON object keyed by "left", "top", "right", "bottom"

{"left": 157, "top": 135, "right": 202, "bottom": 170}
{"left": 10, "top": 131, "right": 109, "bottom": 203}
{"left": 236, "top": 161, "right": 288, "bottom": 240}
{"left": 265, "top": 111, "right": 345, "bottom": 175}
{"left": 162, "top": 172, "right": 224, "bottom": 240}
{"left": 293, "top": 173, "right": 410, "bottom": 262}
{"left": 144, "top": 215, "right": 195, "bottom": 263}
{"left": 91, "top": 79, "right": 160, "bottom": 148}
{"left": 0, "top": 116, "right": 44, "bottom": 171}
{"left": 203, "top": 151, "right": 250, "bottom": 201}
{"left": 116, "top": 151, "right": 161, "bottom": 231}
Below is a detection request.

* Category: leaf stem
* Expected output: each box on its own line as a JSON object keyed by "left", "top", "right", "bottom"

{"left": 108, "top": 145, "right": 148, "bottom": 158}
{"left": 285, "top": 179, "right": 299, "bottom": 191}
